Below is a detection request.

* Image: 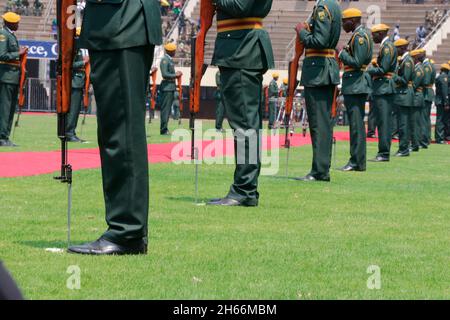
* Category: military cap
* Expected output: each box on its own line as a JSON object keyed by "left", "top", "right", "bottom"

{"left": 283, "top": 78, "right": 288, "bottom": 85}
{"left": 441, "top": 63, "right": 450, "bottom": 71}
{"left": 410, "top": 49, "right": 426, "bottom": 57}
{"left": 2, "top": 12, "right": 20, "bottom": 23}
{"left": 394, "top": 39, "right": 409, "bottom": 47}
{"left": 342, "top": 8, "right": 362, "bottom": 19}
{"left": 371, "top": 24, "right": 390, "bottom": 33}
{"left": 164, "top": 43, "right": 177, "bottom": 52}
{"left": 272, "top": 73, "right": 279, "bottom": 78}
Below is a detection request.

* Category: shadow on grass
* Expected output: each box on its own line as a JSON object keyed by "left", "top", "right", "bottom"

{"left": 165, "top": 196, "right": 209, "bottom": 204}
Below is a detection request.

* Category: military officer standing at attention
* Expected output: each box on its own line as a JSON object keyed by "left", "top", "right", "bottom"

{"left": 280, "top": 78, "right": 288, "bottom": 98}
{"left": 268, "top": 73, "right": 279, "bottom": 129}
{"left": 207, "top": 0, "right": 274, "bottom": 207}
{"left": 393, "top": 39, "right": 415, "bottom": 157}
{"left": 68, "top": 0, "right": 162, "bottom": 255}
{"left": 338, "top": 8, "right": 373, "bottom": 172}
{"left": 410, "top": 49, "right": 426, "bottom": 153}
{"left": 215, "top": 70, "right": 225, "bottom": 132}
{"left": 0, "top": 12, "right": 26, "bottom": 147}
{"left": 294, "top": 0, "right": 342, "bottom": 182}
{"left": 420, "top": 54, "right": 436, "bottom": 148}
{"left": 160, "top": 43, "right": 182, "bottom": 135}
{"left": 367, "top": 24, "right": 397, "bottom": 162}
{"left": 65, "top": 27, "right": 87, "bottom": 143}
{"left": 434, "top": 64, "right": 449, "bottom": 144}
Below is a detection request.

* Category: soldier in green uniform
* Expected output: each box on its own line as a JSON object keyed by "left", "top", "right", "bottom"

{"left": 279, "top": 78, "right": 288, "bottom": 98}
{"left": 160, "top": 43, "right": 181, "bottom": 135}
{"left": 410, "top": 49, "right": 426, "bottom": 153}
{"left": 68, "top": 0, "right": 162, "bottom": 255}
{"left": 215, "top": 70, "right": 225, "bottom": 132}
{"left": 172, "top": 88, "right": 180, "bottom": 121}
{"left": 65, "top": 27, "right": 87, "bottom": 143}
{"left": 434, "top": 63, "right": 449, "bottom": 144}
{"left": 367, "top": 24, "right": 397, "bottom": 162}
{"left": 207, "top": 0, "right": 274, "bottom": 206}
{"left": 420, "top": 56, "right": 436, "bottom": 148}
{"left": 0, "top": 12, "right": 26, "bottom": 147}
{"left": 268, "top": 73, "right": 279, "bottom": 129}
{"left": 392, "top": 39, "right": 415, "bottom": 157}
{"left": 338, "top": 8, "right": 373, "bottom": 172}
{"left": 294, "top": 0, "right": 342, "bottom": 182}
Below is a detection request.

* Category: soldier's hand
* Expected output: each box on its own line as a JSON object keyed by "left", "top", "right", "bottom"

{"left": 83, "top": 56, "right": 90, "bottom": 64}
{"left": 371, "top": 58, "right": 378, "bottom": 66}
{"left": 19, "top": 47, "right": 28, "bottom": 56}
{"left": 176, "top": 71, "right": 183, "bottom": 77}
{"left": 295, "top": 22, "right": 308, "bottom": 35}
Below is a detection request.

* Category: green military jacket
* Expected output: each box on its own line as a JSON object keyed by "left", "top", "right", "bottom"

{"left": 160, "top": 54, "right": 176, "bottom": 92}
{"left": 299, "top": 0, "right": 342, "bottom": 87}
{"left": 80, "top": 0, "right": 162, "bottom": 50}
{"left": 412, "top": 62, "right": 425, "bottom": 108}
{"left": 279, "top": 83, "right": 287, "bottom": 97}
{"left": 72, "top": 49, "right": 86, "bottom": 89}
{"left": 367, "top": 37, "right": 397, "bottom": 96}
{"left": 339, "top": 25, "right": 373, "bottom": 95}
{"left": 212, "top": 0, "right": 275, "bottom": 71}
{"left": 215, "top": 70, "right": 221, "bottom": 100}
{"left": 435, "top": 71, "right": 449, "bottom": 106}
{"left": 422, "top": 59, "right": 436, "bottom": 103}
{"left": 268, "top": 79, "right": 278, "bottom": 100}
{"left": 0, "top": 27, "right": 20, "bottom": 85}
{"left": 393, "top": 53, "right": 415, "bottom": 107}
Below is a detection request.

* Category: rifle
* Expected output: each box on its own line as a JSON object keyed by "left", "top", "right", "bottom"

{"left": 149, "top": 67, "right": 158, "bottom": 124}
{"left": 79, "top": 57, "right": 90, "bottom": 140}
{"left": 54, "top": 0, "right": 77, "bottom": 247}
{"left": 15, "top": 49, "right": 28, "bottom": 128}
{"left": 263, "top": 85, "right": 269, "bottom": 115}
{"left": 189, "top": 0, "right": 215, "bottom": 202}
{"left": 176, "top": 73, "right": 183, "bottom": 125}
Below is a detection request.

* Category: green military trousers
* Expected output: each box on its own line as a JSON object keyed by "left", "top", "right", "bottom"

{"left": 367, "top": 100, "right": 376, "bottom": 137}
{"left": 219, "top": 67, "right": 263, "bottom": 203}
{"left": 373, "top": 95, "right": 393, "bottom": 159}
{"left": 215, "top": 96, "right": 225, "bottom": 130}
{"left": 435, "top": 105, "right": 446, "bottom": 143}
{"left": 398, "top": 106, "right": 417, "bottom": 155}
{"left": 304, "top": 85, "right": 334, "bottom": 179}
{"left": 0, "top": 83, "right": 18, "bottom": 140}
{"left": 420, "top": 101, "right": 432, "bottom": 147}
{"left": 160, "top": 90, "right": 174, "bottom": 134}
{"left": 89, "top": 45, "right": 153, "bottom": 245}
{"left": 391, "top": 104, "right": 399, "bottom": 138}
{"left": 268, "top": 99, "right": 276, "bottom": 129}
{"left": 344, "top": 94, "right": 367, "bottom": 170}
{"left": 409, "top": 108, "right": 420, "bottom": 151}
{"left": 66, "top": 88, "right": 83, "bottom": 138}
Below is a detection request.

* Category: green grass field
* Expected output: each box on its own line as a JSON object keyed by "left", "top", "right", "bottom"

{"left": 0, "top": 114, "right": 449, "bottom": 299}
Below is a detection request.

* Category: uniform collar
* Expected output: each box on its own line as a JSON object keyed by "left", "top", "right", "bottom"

{"left": 401, "top": 52, "right": 409, "bottom": 60}
{"left": 423, "top": 58, "right": 430, "bottom": 64}
{"left": 165, "top": 54, "right": 173, "bottom": 61}
{"left": 354, "top": 25, "right": 364, "bottom": 33}
{"left": 4, "top": 26, "right": 14, "bottom": 34}
{"left": 381, "top": 36, "right": 389, "bottom": 46}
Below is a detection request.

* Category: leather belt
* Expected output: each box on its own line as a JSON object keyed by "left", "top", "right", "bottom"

{"left": 0, "top": 61, "right": 20, "bottom": 67}
{"left": 305, "top": 49, "right": 336, "bottom": 58}
{"left": 217, "top": 17, "right": 263, "bottom": 33}
{"left": 344, "top": 65, "right": 367, "bottom": 72}
{"left": 374, "top": 72, "right": 394, "bottom": 80}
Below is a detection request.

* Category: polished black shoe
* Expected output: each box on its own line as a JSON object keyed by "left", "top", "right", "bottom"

{"left": 339, "top": 165, "right": 365, "bottom": 172}
{"left": 392, "top": 135, "right": 399, "bottom": 140}
{"left": 294, "top": 174, "right": 330, "bottom": 182}
{"left": 369, "top": 156, "right": 389, "bottom": 162}
{"left": 207, "top": 197, "right": 258, "bottom": 207}
{"left": 367, "top": 134, "right": 376, "bottom": 139}
{"left": 395, "top": 152, "right": 410, "bottom": 157}
{"left": 420, "top": 145, "right": 428, "bottom": 149}
{"left": 0, "top": 139, "right": 18, "bottom": 147}
{"left": 160, "top": 131, "right": 171, "bottom": 136}
{"left": 436, "top": 141, "right": 447, "bottom": 145}
{"left": 68, "top": 237, "right": 147, "bottom": 255}
{"left": 410, "top": 147, "right": 419, "bottom": 152}
{"left": 67, "top": 136, "right": 82, "bottom": 143}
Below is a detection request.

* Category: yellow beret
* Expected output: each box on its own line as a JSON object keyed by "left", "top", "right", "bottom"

{"left": 371, "top": 24, "right": 390, "bottom": 33}
{"left": 441, "top": 63, "right": 450, "bottom": 71}
{"left": 394, "top": 39, "right": 409, "bottom": 47}
{"left": 283, "top": 78, "right": 288, "bottom": 85}
{"left": 342, "top": 8, "right": 362, "bottom": 19}
{"left": 164, "top": 43, "right": 177, "bottom": 52}
{"left": 272, "top": 73, "right": 279, "bottom": 78}
{"left": 76, "top": 27, "right": 82, "bottom": 37}
{"left": 2, "top": 12, "right": 20, "bottom": 23}
{"left": 410, "top": 49, "right": 425, "bottom": 57}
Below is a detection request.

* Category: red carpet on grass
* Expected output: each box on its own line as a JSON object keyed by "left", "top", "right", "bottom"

{"left": 0, "top": 131, "right": 357, "bottom": 178}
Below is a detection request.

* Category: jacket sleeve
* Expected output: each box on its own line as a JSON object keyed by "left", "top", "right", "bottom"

{"left": 160, "top": 59, "right": 176, "bottom": 79}
{"left": 368, "top": 44, "right": 394, "bottom": 77}
{"left": 442, "top": 76, "right": 449, "bottom": 105}
{"left": 339, "top": 34, "right": 369, "bottom": 69}
{"left": 215, "top": 0, "right": 255, "bottom": 17}
{"left": 299, "top": 5, "right": 332, "bottom": 49}
{"left": 0, "top": 36, "right": 19, "bottom": 61}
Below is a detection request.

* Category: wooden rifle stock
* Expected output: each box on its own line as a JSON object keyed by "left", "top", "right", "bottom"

{"left": 83, "top": 59, "right": 91, "bottom": 110}
{"left": 285, "top": 34, "right": 304, "bottom": 119}
{"left": 176, "top": 74, "right": 183, "bottom": 112}
{"left": 18, "top": 50, "right": 28, "bottom": 108}
{"left": 149, "top": 67, "right": 158, "bottom": 110}
{"left": 264, "top": 85, "right": 269, "bottom": 114}
{"left": 331, "top": 51, "right": 343, "bottom": 118}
